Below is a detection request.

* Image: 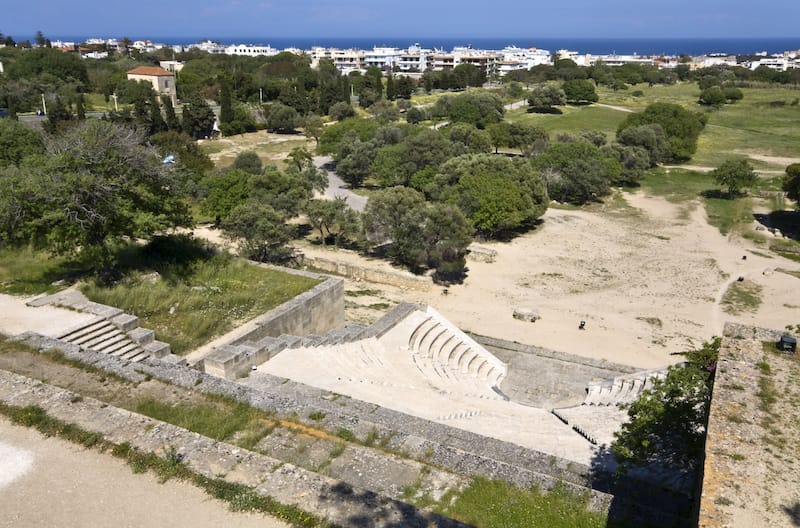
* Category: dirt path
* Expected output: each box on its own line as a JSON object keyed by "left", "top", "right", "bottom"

{"left": 594, "top": 103, "right": 634, "bottom": 113}
{"left": 0, "top": 417, "right": 288, "bottom": 528}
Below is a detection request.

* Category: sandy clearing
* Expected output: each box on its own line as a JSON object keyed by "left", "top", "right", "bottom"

{"left": 292, "top": 192, "right": 800, "bottom": 370}
{"left": 0, "top": 418, "right": 288, "bottom": 528}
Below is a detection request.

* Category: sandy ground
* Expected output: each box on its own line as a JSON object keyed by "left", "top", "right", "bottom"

{"left": 0, "top": 417, "right": 288, "bottom": 528}
{"left": 279, "top": 192, "right": 800, "bottom": 370}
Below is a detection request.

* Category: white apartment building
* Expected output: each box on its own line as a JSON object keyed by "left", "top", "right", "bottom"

{"left": 224, "top": 44, "right": 279, "bottom": 57}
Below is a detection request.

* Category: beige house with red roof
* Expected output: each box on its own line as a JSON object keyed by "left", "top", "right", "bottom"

{"left": 126, "top": 66, "right": 176, "bottom": 105}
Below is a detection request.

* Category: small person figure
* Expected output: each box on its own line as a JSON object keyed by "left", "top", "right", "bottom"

{"left": 737, "top": 276, "right": 744, "bottom": 282}
{"left": 742, "top": 255, "right": 747, "bottom": 260}
{"left": 579, "top": 320, "right": 586, "bottom": 330}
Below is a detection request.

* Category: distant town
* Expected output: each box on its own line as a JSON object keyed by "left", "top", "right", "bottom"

{"left": 38, "top": 37, "right": 800, "bottom": 75}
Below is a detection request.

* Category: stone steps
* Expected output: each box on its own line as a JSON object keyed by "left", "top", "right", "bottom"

{"left": 583, "top": 368, "right": 673, "bottom": 407}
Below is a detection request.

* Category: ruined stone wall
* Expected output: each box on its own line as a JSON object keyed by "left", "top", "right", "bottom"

{"left": 302, "top": 256, "right": 431, "bottom": 291}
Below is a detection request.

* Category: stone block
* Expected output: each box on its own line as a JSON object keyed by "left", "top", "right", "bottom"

{"left": 513, "top": 308, "right": 540, "bottom": 322}
{"left": 143, "top": 340, "right": 171, "bottom": 358}
{"left": 111, "top": 313, "right": 139, "bottom": 332}
{"left": 127, "top": 327, "right": 154, "bottom": 345}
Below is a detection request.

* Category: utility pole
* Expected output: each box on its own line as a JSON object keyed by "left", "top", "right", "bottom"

{"left": 41, "top": 93, "right": 47, "bottom": 115}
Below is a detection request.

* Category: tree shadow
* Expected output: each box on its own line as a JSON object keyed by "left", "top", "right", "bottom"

{"left": 322, "top": 480, "right": 469, "bottom": 528}
{"left": 699, "top": 189, "right": 735, "bottom": 200}
{"left": 527, "top": 106, "right": 563, "bottom": 114}
{"left": 111, "top": 234, "right": 216, "bottom": 284}
{"left": 782, "top": 502, "right": 800, "bottom": 526}
{"left": 753, "top": 210, "right": 800, "bottom": 241}
{"left": 588, "top": 445, "right": 696, "bottom": 527}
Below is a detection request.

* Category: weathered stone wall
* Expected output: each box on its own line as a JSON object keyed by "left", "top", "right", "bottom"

{"left": 0, "top": 369, "right": 470, "bottom": 528}
{"left": 697, "top": 323, "right": 796, "bottom": 527}
{"left": 302, "top": 255, "right": 431, "bottom": 291}
{"left": 231, "top": 265, "right": 345, "bottom": 343}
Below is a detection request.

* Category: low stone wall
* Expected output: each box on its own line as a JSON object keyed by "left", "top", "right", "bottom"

{"left": 203, "top": 265, "right": 345, "bottom": 378}
{"left": 0, "top": 369, "right": 469, "bottom": 528}
{"left": 302, "top": 255, "right": 431, "bottom": 291}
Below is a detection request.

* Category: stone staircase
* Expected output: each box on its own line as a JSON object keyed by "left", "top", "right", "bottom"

{"left": 582, "top": 367, "right": 673, "bottom": 407}
{"left": 29, "top": 290, "right": 171, "bottom": 363}
{"left": 56, "top": 314, "right": 170, "bottom": 362}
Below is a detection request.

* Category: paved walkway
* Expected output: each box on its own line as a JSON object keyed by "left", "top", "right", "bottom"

{"left": 0, "top": 417, "right": 289, "bottom": 528}
{"left": 0, "top": 293, "right": 94, "bottom": 338}
{"left": 313, "top": 156, "right": 367, "bottom": 212}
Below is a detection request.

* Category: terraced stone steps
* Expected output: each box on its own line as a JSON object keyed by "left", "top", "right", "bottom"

{"left": 582, "top": 368, "right": 671, "bottom": 407}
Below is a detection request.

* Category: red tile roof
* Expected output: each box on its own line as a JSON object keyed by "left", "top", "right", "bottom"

{"left": 127, "top": 66, "right": 173, "bottom": 76}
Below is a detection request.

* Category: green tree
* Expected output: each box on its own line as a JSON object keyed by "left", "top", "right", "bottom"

{"left": 617, "top": 103, "right": 707, "bottom": 162}
{"left": 433, "top": 154, "right": 549, "bottom": 237}
{"left": 302, "top": 113, "right": 324, "bottom": 145}
{"left": 0, "top": 121, "right": 190, "bottom": 266}
{"left": 486, "top": 122, "right": 511, "bottom": 154}
{"left": 222, "top": 201, "right": 293, "bottom": 262}
{"left": 161, "top": 94, "right": 180, "bottom": 131}
{"left": 335, "top": 135, "right": 376, "bottom": 188}
{"left": 219, "top": 78, "right": 234, "bottom": 124}
{"left": 181, "top": 95, "right": 216, "bottom": 139}
{"left": 448, "top": 123, "right": 492, "bottom": 155}
{"left": 328, "top": 101, "right": 356, "bottom": 121}
{"left": 305, "top": 198, "right": 361, "bottom": 248}
{"left": 527, "top": 84, "right": 566, "bottom": 113}
{"left": 711, "top": 159, "right": 758, "bottom": 197}
{"left": 446, "top": 92, "right": 504, "bottom": 129}
{"left": 0, "top": 119, "right": 44, "bottom": 167}
{"left": 363, "top": 186, "right": 426, "bottom": 245}
{"left": 232, "top": 151, "right": 263, "bottom": 175}
{"left": 783, "top": 163, "right": 800, "bottom": 205}
{"left": 562, "top": 79, "right": 598, "bottom": 104}
{"left": 266, "top": 102, "right": 298, "bottom": 133}
{"left": 613, "top": 339, "right": 719, "bottom": 474}
{"left": 508, "top": 123, "right": 549, "bottom": 157}
{"left": 201, "top": 169, "right": 252, "bottom": 224}
{"left": 698, "top": 86, "right": 726, "bottom": 107}
{"left": 534, "top": 141, "right": 621, "bottom": 204}
{"left": 617, "top": 124, "right": 669, "bottom": 166}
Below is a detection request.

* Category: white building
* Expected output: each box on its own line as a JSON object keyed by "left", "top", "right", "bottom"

{"left": 224, "top": 44, "right": 279, "bottom": 57}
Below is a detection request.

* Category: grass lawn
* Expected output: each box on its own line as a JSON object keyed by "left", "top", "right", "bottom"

{"left": 0, "top": 247, "right": 85, "bottom": 295}
{"left": 638, "top": 168, "right": 785, "bottom": 236}
{"left": 82, "top": 245, "right": 319, "bottom": 355}
{"left": 506, "top": 104, "right": 629, "bottom": 142}
{"left": 598, "top": 82, "right": 800, "bottom": 170}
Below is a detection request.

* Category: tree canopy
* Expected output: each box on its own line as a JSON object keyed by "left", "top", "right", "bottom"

{"left": 617, "top": 103, "right": 707, "bottom": 162}
{"left": 711, "top": 159, "right": 758, "bottom": 196}
{"left": 0, "top": 120, "right": 190, "bottom": 266}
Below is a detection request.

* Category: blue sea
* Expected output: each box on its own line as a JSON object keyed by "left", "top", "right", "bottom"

{"left": 56, "top": 36, "right": 800, "bottom": 56}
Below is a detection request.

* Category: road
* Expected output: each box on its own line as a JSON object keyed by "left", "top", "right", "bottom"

{"left": 313, "top": 155, "right": 367, "bottom": 212}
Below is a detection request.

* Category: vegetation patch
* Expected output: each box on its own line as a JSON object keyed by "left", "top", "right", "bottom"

{"left": 721, "top": 281, "right": 763, "bottom": 315}
{"left": 436, "top": 477, "right": 609, "bottom": 528}
{"left": 81, "top": 239, "right": 319, "bottom": 355}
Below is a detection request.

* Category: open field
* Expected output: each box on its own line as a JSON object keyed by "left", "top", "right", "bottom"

{"left": 506, "top": 104, "right": 629, "bottom": 142}
{"left": 199, "top": 132, "right": 314, "bottom": 169}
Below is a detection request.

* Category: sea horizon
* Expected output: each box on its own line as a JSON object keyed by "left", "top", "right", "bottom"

{"left": 47, "top": 35, "right": 800, "bottom": 56}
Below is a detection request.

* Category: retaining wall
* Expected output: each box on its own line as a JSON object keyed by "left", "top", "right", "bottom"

{"left": 302, "top": 255, "right": 431, "bottom": 291}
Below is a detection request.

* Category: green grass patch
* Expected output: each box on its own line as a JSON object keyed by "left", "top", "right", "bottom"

{"left": 506, "top": 104, "right": 628, "bottom": 139}
{"left": 704, "top": 195, "right": 754, "bottom": 235}
{"left": 81, "top": 239, "right": 319, "bottom": 355}
{"left": 437, "top": 477, "right": 609, "bottom": 528}
{"left": 0, "top": 246, "right": 87, "bottom": 295}
{"left": 721, "top": 281, "right": 763, "bottom": 315}
{"left": 639, "top": 168, "right": 713, "bottom": 203}
{"left": 133, "top": 397, "right": 271, "bottom": 443}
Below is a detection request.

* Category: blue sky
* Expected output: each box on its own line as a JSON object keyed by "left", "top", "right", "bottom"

{"left": 4, "top": 0, "right": 799, "bottom": 41}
